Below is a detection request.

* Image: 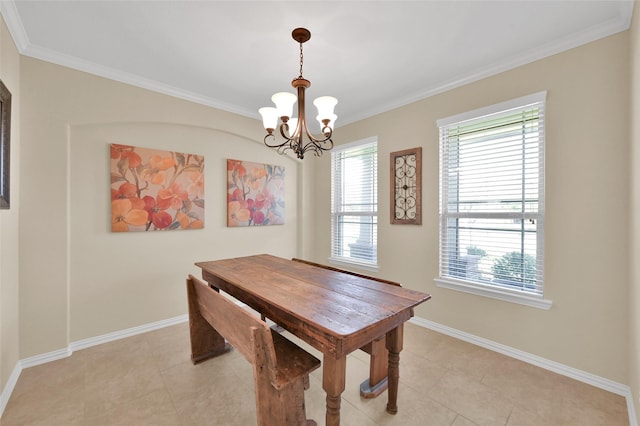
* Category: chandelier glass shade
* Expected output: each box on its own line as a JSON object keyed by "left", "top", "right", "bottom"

{"left": 259, "top": 28, "right": 337, "bottom": 159}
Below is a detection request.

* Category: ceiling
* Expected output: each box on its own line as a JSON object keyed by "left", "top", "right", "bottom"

{"left": 0, "top": 1, "right": 634, "bottom": 127}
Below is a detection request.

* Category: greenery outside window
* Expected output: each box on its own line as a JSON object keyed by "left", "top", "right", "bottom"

{"left": 436, "top": 92, "right": 551, "bottom": 309}
{"left": 330, "top": 137, "right": 378, "bottom": 270}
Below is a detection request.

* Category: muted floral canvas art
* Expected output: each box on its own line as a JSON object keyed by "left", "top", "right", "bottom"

{"left": 227, "top": 159, "right": 285, "bottom": 227}
{"left": 110, "top": 144, "right": 205, "bottom": 232}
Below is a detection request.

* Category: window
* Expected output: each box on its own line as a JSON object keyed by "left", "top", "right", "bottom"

{"left": 436, "top": 92, "right": 551, "bottom": 309}
{"left": 330, "top": 137, "right": 378, "bottom": 269}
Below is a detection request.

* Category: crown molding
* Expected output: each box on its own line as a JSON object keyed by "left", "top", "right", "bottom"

{"left": 342, "top": 3, "right": 634, "bottom": 126}
{"left": 0, "top": 0, "right": 30, "bottom": 51}
{"left": 20, "top": 44, "right": 257, "bottom": 119}
{"left": 0, "top": 0, "right": 256, "bottom": 119}
{"left": 1, "top": 1, "right": 635, "bottom": 127}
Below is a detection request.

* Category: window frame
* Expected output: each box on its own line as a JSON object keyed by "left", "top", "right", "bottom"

{"left": 329, "top": 137, "right": 379, "bottom": 271}
{"left": 435, "top": 92, "right": 552, "bottom": 310}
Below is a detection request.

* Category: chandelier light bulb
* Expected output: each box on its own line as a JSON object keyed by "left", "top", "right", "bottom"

{"left": 258, "top": 107, "right": 278, "bottom": 132}
{"left": 317, "top": 113, "right": 337, "bottom": 134}
{"left": 271, "top": 92, "right": 297, "bottom": 119}
{"left": 313, "top": 96, "right": 338, "bottom": 120}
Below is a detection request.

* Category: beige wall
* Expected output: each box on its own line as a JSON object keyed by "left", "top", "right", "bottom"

{"left": 310, "top": 32, "right": 631, "bottom": 383}
{"left": 1, "top": 6, "right": 636, "bottom": 418}
{"left": 0, "top": 15, "right": 20, "bottom": 399}
{"left": 19, "top": 57, "right": 301, "bottom": 356}
{"left": 630, "top": 0, "right": 640, "bottom": 414}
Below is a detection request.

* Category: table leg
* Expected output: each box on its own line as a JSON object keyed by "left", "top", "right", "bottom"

{"left": 323, "top": 355, "right": 347, "bottom": 426}
{"left": 385, "top": 324, "right": 404, "bottom": 414}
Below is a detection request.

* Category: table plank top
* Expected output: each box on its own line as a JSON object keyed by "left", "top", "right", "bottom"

{"left": 196, "top": 254, "right": 431, "bottom": 356}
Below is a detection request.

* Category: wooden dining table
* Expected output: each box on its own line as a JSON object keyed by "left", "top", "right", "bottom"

{"left": 194, "top": 254, "right": 431, "bottom": 426}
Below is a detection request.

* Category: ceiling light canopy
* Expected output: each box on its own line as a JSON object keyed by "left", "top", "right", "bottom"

{"left": 259, "top": 28, "right": 337, "bottom": 160}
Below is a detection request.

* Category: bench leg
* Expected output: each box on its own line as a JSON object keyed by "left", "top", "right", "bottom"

{"left": 359, "top": 336, "right": 389, "bottom": 398}
{"left": 187, "top": 278, "right": 232, "bottom": 364}
{"left": 255, "top": 370, "right": 311, "bottom": 426}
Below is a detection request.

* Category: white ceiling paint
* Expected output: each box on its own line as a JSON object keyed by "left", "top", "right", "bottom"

{"left": 0, "top": 0, "right": 634, "bottom": 126}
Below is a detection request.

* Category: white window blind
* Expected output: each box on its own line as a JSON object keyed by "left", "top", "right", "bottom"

{"left": 437, "top": 92, "right": 546, "bottom": 299}
{"left": 330, "top": 138, "right": 378, "bottom": 267}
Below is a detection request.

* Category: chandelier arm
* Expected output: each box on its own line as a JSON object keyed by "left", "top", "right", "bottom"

{"left": 275, "top": 144, "right": 289, "bottom": 156}
{"left": 279, "top": 122, "right": 294, "bottom": 141}
{"left": 263, "top": 134, "right": 283, "bottom": 149}
{"left": 263, "top": 133, "right": 277, "bottom": 148}
{"left": 265, "top": 118, "right": 334, "bottom": 158}
{"left": 298, "top": 87, "right": 333, "bottom": 144}
{"left": 295, "top": 112, "right": 334, "bottom": 158}
{"left": 302, "top": 127, "right": 333, "bottom": 144}
{"left": 301, "top": 138, "right": 333, "bottom": 156}
{"left": 264, "top": 131, "right": 290, "bottom": 149}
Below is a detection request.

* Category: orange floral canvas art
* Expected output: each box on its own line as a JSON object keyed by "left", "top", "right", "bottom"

{"left": 110, "top": 144, "right": 205, "bottom": 232}
{"left": 227, "top": 159, "right": 285, "bottom": 227}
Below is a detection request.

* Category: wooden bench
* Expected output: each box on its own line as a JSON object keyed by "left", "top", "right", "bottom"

{"left": 290, "top": 258, "right": 401, "bottom": 398}
{"left": 186, "top": 275, "right": 321, "bottom": 426}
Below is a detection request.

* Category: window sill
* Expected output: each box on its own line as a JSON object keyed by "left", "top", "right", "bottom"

{"left": 434, "top": 277, "right": 552, "bottom": 310}
{"left": 328, "top": 257, "right": 379, "bottom": 273}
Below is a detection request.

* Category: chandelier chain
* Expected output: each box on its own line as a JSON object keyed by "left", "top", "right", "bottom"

{"left": 298, "top": 42, "right": 304, "bottom": 79}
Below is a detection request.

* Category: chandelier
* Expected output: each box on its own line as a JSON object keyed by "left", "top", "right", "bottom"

{"left": 258, "top": 28, "right": 338, "bottom": 160}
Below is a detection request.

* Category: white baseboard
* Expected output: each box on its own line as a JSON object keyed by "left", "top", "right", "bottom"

{"left": 0, "top": 314, "right": 188, "bottom": 419}
{"left": 410, "top": 316, "right": 638, "bottom": 426}
{"left": 69, "top": 314, "right": 188, "bottom": 352}
{"left": 20, "top": 347, "right": 72, "bottom": 369}
{"left": 0, "top": 362, "right": 22, "bottom": 418}
{"left": 630, "top": 396, "right": 639, "bottom": 426}
{"left": 2, "top": 313, "right": 637, "bottom": 426}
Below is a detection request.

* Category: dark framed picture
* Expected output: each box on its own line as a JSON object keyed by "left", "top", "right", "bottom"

{"left": 0, "top": 78, "right": 11, "bottom": 209}
{"left": 390, "top": 147, "right": 422, "bottom": 225}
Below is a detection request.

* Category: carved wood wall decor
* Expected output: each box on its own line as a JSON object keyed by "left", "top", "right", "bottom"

{"left": 390, "top": 147, "right": 422, "bottom": 225}
{"left": 0, "top": 78, "right": 11, "bottom": 209}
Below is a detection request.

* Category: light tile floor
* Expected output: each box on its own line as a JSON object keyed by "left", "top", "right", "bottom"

{"left": 2, "top": 321, "right": 629, "bottom": 425}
